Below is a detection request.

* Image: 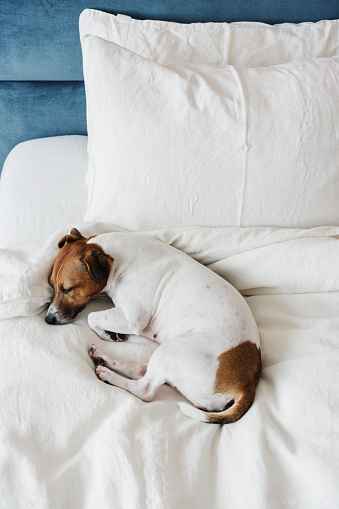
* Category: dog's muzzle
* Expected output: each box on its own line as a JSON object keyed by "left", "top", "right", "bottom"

{"left": 45, "top": 301, "right": 68, "bottom": 325}
{"left": 45, "top": 303, "right": 86, "bottom": 325}
{"left": 45, "top": 310, "right": 66, "bottom": 325}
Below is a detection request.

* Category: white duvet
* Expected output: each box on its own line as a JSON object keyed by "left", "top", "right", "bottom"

{"left": 1, "top": 222, "right": 339, "bottom": 509}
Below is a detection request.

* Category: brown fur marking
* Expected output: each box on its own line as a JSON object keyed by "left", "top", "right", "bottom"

{"left": 48, "top": 234, "right": 114, "bottom": 321}
{"left": 207, "top": 340, "right": 261, "bottom": 424}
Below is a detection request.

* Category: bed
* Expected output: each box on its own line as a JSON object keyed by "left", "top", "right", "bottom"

{"left": 1, "top": 2, "right": 339, "bottom": 508}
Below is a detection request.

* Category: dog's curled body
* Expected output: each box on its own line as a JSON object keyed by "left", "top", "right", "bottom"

{"left": 86, "top": 232, "right": 261, "bottom": 424}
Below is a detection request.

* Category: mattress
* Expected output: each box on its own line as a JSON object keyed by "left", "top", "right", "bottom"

{"left": 0, "top": 136, "right": 88, "bottom": 248}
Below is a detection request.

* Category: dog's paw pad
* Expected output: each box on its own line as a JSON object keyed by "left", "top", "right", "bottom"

{"left": 89, "top": 345, "right": 105, "bottom": 365}
{"left": 89, "top": 345, "right": 107, "bottom": 367}
{"left": 92, "top": 357, "right": 105, "bottom": 366}
{"left": 104, "top": 330, "right": 128, "bottom": 342}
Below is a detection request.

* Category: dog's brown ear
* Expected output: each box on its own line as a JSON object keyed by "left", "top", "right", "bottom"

{"left": 58, "top": 228, "right": 85, "bottom": 249}
{"left": 81, "top": 249, "right": 114, "bottom": 286}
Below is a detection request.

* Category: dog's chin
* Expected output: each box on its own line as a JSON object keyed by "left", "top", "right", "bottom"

{"left": 68, "top": 304, "right": 87, "bottom": 322}
{"left": 65, "top": 304, "right": 87, "bottom": 323}
{"left": 57, "top": 317, "right": 74, "bottom": 325}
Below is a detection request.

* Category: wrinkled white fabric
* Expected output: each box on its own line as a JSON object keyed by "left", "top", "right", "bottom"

{"left": 1, "top": 222, "right": 338, "bottom": 319}
{"left": 0, "top": 223, "right": 339, "bottom": 508}
{"left": 81, "top": 35, "right": 339, "bottom": 230}
{"left": 80, "top": 10, "right": 339, "bottom": 67}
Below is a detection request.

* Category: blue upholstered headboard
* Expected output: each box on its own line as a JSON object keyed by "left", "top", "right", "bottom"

{"left": 1, "top": 0, "right": 339, "bottom": 173}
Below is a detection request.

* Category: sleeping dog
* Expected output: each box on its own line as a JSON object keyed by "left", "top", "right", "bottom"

{"left": 46, "top": 228, "right": 261, "bottom": 424}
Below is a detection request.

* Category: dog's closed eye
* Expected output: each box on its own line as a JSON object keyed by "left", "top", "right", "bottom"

{"left": 60, "top": 286, "right": 74, "bottom": 294}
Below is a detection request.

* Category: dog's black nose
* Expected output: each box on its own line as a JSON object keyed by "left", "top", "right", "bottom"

{"left": 45, "top": 313, "right": 57, "bottom": 325}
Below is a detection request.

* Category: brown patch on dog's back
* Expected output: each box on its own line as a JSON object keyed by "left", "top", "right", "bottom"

{"left": 207, "top": 341, "right": 261, "bottom": 424}
{"left": 214, "top": 341, "right": 261, "bottom": 394}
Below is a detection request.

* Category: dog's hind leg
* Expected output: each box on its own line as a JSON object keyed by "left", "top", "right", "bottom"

{"left": 95, "top": 365, "right": 164, "bottom": 402}
{"left": 89, "top": 344, "right": 147, "bottom": 380}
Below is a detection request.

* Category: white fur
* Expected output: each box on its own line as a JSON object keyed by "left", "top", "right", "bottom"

{"left": 87, "top": 232, "right": 260, "bottom": 412}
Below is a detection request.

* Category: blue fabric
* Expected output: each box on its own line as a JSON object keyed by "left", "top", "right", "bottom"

{"left": 1, "top": 0, "right": 339, "bottom": 172}
{"left": 1, "top": 0, "right": 338, "bottom": 81}
{"left": 0, "top": 82, "right": 86, "bottom": 171}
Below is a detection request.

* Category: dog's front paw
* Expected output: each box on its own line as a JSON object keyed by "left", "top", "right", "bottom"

{"left": 104, "top": 330, "right": 128, "bottom": 342}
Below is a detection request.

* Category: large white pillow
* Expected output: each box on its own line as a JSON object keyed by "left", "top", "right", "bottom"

{"left": 82, "top": 36, "right": 339, "bottom": 230}
{"left": 80, "top": 10, "right": 339, "bottom": 218}
{"left": 80, "top": 9, "right": 339, "bottom": 67}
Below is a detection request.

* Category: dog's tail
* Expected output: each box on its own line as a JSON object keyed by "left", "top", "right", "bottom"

{"left": 177, "top": 387, "right": 255, "bottom": 424}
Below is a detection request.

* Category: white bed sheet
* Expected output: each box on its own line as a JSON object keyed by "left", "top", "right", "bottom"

{"left": 0, "top": 136, "right": 88, "bottom": 248}
{"left": 0, "top": 222, "right": 338, "bottom": 508}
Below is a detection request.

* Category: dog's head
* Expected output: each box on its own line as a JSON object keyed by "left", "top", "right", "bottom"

{"left": 45, "top": 228, "right": 113, "bottom": 325}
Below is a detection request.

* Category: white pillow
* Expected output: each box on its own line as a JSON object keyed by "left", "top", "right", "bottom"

{"left": 80, "top": 10, "right": 339, "bottom": 211}
{"left": 80, "top": 9, "right": 339, "bottom": 67}
{"left": 82, "top": 36, "right": 339, "bottom": 230}
{"left": 0, "top": 136, "right": 88, "bottom": 247}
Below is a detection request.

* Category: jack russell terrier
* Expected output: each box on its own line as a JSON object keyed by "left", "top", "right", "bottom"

{"left": 46, "top": 228, "right": 261, "bottom": 424}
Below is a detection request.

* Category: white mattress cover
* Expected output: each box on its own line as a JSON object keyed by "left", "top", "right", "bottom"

{"left": 0, "top": 136, "right": 88, "bottom": 248}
